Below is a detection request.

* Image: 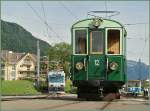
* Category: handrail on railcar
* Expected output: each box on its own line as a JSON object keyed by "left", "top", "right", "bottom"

{"left": 87, "top": 11, "right": 120, "bottom": 19}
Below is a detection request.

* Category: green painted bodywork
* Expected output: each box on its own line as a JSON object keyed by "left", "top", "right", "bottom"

{"left": 106, "top": 55, "right": 126, "bottom": 82}
{"left": 72, "top": 55, "right": 87, "bottom": 80}
{"left": 71, "top": 55, "right": 126, "bottom": 82}
{"left": 71, "top": 18, "right": 127, "bottom": 83}
{"left": 88, "top": 55, "right": 106, "bottom": 79}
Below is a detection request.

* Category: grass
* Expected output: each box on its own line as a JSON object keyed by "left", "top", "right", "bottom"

{"left": 1, "top": 79, "right": 76, "bottom": 95}
{"left": 1, "top": 80, "right": 41, "bottom": 95}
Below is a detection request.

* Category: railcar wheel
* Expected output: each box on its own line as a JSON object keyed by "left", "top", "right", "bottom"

{"left": 115, "top": 93, "right": 120, "bottom": 99}
{"left": 102, "top": 87, "right": 121, "bottom": 100}
{"left": 77, "top": 86, "right": 102, "bottom": 100}
{"left": 102, "top": 93, "right": 117, "bottom": 101}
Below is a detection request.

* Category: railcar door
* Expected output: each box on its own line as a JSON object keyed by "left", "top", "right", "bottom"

{"left": 88, "top": 30, "right": 106, "bottom": 80}
{"left": 72, "top": 28, "right": 88, "bottom": 80}
{"left": 105, "top": 28, "right": 124, "bottom": 81}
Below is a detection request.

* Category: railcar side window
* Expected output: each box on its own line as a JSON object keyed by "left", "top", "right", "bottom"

{"left": 107, "top": 30, "right": 120, "bottom": 54}
{"left": 75, "top": 30, "right": 87, "bottom": 54}
{"left": 90, "top": 31, "right": 104, "bottom": 54}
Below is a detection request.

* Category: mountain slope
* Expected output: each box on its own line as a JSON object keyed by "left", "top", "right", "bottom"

{"left": 1, "top": 20, "right": 50, "bottom": 55}
{"left": 127, "top": 60, "right": 149, "bottom": 80}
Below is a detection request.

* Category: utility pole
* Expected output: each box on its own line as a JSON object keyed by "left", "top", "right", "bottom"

{"left": 138, "top": 58, "right": 142, "bottom": 92}
{"left": 46, "top": 56, "right": 49, "bottom": 74}
{"left": 37, "top": 40, "right": 40, "bottom": 87}
{"left": 138, "top": 59, "right": 141, "bottom": 79}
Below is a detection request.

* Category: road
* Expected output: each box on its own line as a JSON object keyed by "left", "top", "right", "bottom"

{"left": 1, "top": 94, "right": 149, "bottom": 111}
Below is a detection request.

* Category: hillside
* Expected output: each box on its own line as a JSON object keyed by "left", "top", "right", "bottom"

{"left": 1, "top": 20, "right": 50, "bottom": 55}
{"left": 127, "top": 60, "right": 149, "bottom": 80}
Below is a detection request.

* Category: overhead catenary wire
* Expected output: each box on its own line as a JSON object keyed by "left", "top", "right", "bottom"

{"left": 58, "top": 1, "right": 79, "bottom": 21}
{"left": 41, "top": 1, "right": 49, "bottom": 38}
{"left": 127, "top": 37, "right": 148, "bottom": 40}
{"left": 125, "top": 24, "right": 148, "bottom": 59}
{"left": 26, "top": 1, "right": 65, "bottom": 43}
{"left": 26, "top": 1, "right": 44, "bottom": 23}
{"left": 40, "top": 1, "right": 55, "bottom": 44}
{"left": 124, "top": 23, "right": 148, "bottom": 26}
{"left": 26, "top": 1, "right": 148, "bottom": 60}
{"left": 139, "top": 23, "right": 147, "bottom": 59}
{"left": 41, "top": 1, "right": 51, "bottom": 42}
{"left": 104, "top": 0, "right": 108, "bottom": 18}
{"left": 127, "top": 51, "right": 148, "bottom": 58}
{"left": 41, "top": 1, "right": 46, "bottom": 21}
{"left": 124, "top": 22, "right": 148, "bottom": 65}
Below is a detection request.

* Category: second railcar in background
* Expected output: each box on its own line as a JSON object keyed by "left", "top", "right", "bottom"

{"left": 70, "top": 18, "right": 127, "bottom": 99}
{"left": 48, "top": 71, "right": 65, "bottom": 94}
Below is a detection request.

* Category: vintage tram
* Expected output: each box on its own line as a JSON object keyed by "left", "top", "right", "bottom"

{"left": 70, "top": 17, "right": 127, "bottom": 99}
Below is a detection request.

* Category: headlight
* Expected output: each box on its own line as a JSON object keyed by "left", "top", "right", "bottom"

{"left": 109, "top": 62, "right": 118, "bottom": 70}
{"left": 75, "top": 62, "right": 83, "bottom": 70}
{"left": 92, "top": 18, "right": 103, "bottom": 27}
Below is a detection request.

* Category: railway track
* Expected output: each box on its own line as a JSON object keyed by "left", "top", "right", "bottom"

{"left": 2, "top": 94, "right": 148, "bottom": 111}
{"left": 40, "top": 100, "right": 115, "bottom": 110}
{"left": 40, "top": 101, "right": 82, "bottom": 110}
{"left": 40, "top": 99, "right": 115, "bottom": 110}
{"left": 100, "top": 100, "right": 113, "bottom": 110}
{"left": 39, "top": 93, "right": 117, "bottom": 110}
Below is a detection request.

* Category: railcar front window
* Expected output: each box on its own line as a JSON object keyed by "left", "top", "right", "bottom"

{"left": 49, "top": 75, "right": 64, "bottom": 83}
{"left": 90, "top": 31, "right": 104, "bottom": 54}
{"left": 75, "top": 30, "right": 87, "bottom": 54}
{"left": 107, "top": 30, "right": 120, "bottom": 54}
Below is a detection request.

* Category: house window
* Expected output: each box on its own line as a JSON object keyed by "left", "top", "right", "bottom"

{"left": 11, "top": 71, "right": 16, "bottom": 80}
{"left": 12, "top": 65, "right": 16, "bottom": 70}
{"left": 27, "top": 65, "right": 31, "bottom": 70}
{"left": 1, "top": 64, "right": 5, "bottom": 69}
{"left": 1, "top": 69, "right": 5, "bottom": 80}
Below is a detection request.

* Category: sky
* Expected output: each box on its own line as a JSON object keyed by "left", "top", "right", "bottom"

{"left": 1, "top": 1, "right": 149, "bottom": 65}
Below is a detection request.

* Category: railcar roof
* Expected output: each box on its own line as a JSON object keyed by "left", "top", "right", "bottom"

{"left": 72, "top": 18, "right": 127, "bottom": 37}
{"left": 72, "top": 18, "right": 125, "bottom": 28}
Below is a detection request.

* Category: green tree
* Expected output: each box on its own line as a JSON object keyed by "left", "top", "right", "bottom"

{"left": 48, "top": 42, "right": 72, "bottom": 78}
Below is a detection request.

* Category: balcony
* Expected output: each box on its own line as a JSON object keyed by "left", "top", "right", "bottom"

{"left": 23, "top": 61, "right": 32, "bottom": 65}
{"left": 18, "top": 67, "right": 35, "bottom": 72}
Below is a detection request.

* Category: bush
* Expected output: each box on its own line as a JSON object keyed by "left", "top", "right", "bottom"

{"left": 71, "top": 87, "right": 77, "bottom": 94}
{"left": 38, "top": 80, "right": 48, "bottom": 93}
{"left": 65, "top": 79, "right": 77, "bottom": 94}
{"left": 65, "top": 79, "right": 72, "bottom": 93}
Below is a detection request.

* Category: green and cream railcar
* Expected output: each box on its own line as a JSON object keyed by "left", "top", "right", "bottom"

{"left": 71, "top": 18, "right": 127, "bottom": 99}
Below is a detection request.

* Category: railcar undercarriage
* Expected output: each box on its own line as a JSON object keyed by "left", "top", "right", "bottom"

{"left": 74, "top": 80, "right": 124, "bottom": 100}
